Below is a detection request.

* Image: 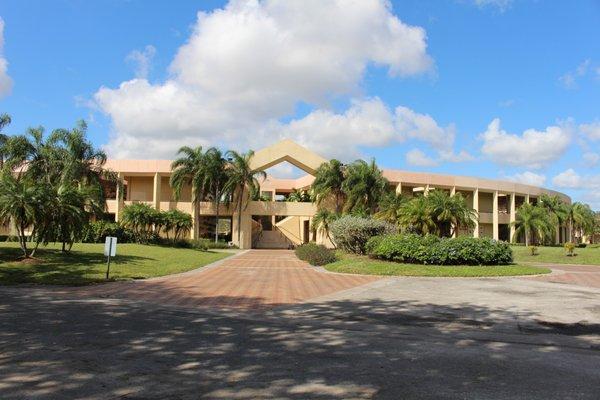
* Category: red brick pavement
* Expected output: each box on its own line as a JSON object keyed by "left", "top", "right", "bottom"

{"left": 524, "top": 263, "right": 600, "bottom": 289}
{"left": 80, "top": 250, "right": 381, "bottom": 310}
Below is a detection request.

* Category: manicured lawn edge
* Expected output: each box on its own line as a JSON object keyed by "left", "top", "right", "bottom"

{"left": 0, "top": 242, "right": 233, "bottom": 286}
{"left": 511, "top": 245, "right": 600, "bottom": 266}
{"left": 324, "top": 252, "right": 551, "bottom": 277}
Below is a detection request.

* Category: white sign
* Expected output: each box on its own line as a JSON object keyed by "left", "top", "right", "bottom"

{"left": 104, "top": 236, "right": 117, "bottom": 257}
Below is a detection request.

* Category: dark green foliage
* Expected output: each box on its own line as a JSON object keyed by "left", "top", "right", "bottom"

{"left": 295, "top": 242, "right": 337, "bottom": 266}
{"left": 330, "top": 215, "right": 396, "bottom": 254}
{"left": 368, "top": 234, "right": 513, "bottom": 265}
{"left": 81, "top": 220, "right": 134, "bottom": 243}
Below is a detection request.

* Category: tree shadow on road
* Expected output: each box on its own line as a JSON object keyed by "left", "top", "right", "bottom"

{"left": 0, "top": 290, "right": 599, "bottom": 400}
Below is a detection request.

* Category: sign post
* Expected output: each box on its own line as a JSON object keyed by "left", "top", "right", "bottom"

{"left": 104, "top": 236, "right": 117, "bottom": 280}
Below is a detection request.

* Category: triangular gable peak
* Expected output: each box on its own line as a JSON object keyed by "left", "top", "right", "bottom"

{"left": 249, "top": 139, "right": 327, "bottom": 176}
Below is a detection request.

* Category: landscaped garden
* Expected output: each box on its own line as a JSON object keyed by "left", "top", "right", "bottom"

{"left": 0, "top": 242, "right": 231, "bottom": 285}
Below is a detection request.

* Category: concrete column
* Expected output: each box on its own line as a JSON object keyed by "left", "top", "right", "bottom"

{"left": 232, "top": 212, "right": 252, "bottom": 249}
{"left": 115, "top": 172, "right": 124, "bottom": 222}
{"left": 473, "top": 188, "right": 479, "bottom": 238}
{"left": 509, "top": 192, "right": 516, "bottom": 243}
{"left": 395, "top": 182, "right": 402, "bottom": 195}
{"left": 153, "top": 172, "right": 161, "bottom": 211}
{"left": 424, "top": 184, "right": 430, "bottom": 196}
{"left": 492, "top": 191, "right": 499, "bottom": 241}
{"left": 525, "top": 194, "right": 530, "bottom": 204}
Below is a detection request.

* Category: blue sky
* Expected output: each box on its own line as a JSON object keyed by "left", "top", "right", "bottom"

{"left": 0, "top": 0, "right": 599, "bottom": 208}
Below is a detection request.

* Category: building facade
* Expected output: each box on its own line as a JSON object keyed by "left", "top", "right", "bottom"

{"left": 103, "top": 140, "right": 571, "bottom": 249}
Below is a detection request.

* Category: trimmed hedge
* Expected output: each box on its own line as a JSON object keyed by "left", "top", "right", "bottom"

{"left": 295, "top": 242, "right": 337, "bottom": 266}
{"left": 367, "top": 234, "right": 513, "bottom": 265}
{"left": 330, "top": 216, "right": 396, "bottom": 254}
{"left": 81, "top": 221, "right": 134, "bottom": 244}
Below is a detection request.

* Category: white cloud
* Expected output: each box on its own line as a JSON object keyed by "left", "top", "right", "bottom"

{"left": 552, "top": 169, "right": 583, "bottom": 188}
{"left": 583, "top": 152, "right": 599, "bottom": 166}
{"left": 480, "top": 118, "right": 572, "bottom": 169}
{"left": 552, "top": 169, "right": 600, "bottom": 210}
{"left": 472, "top": 0, "right": 513, "bottom": 12}
{"left": 94, "top": 0, "right": 433, "bottom": 159}
{"left": 395, "top": 106, "right": 473, "bottom": 162}
{"left": 580, "top": 121, "right": 600, "bottom": 141}
{"left": 405, "top": 149, "right": 438, "bottom": 167}
{"left": 505, "top": 171, "right": 546, "bottom": 187}
{"left": 126, "top": 45, "right": 156, "bottom": 79}
{"left": 559, "top": 59, "right": 591, "bottom": 89}
{"left": 0, "top": 18, "right": 13, "bottom": 99}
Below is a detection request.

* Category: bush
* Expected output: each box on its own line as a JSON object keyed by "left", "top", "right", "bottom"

{"left": 577, "top": 243, "right": 587, "bottom": 248}
{"left": 564, "top": 242, "right": 576, "bottom": 256}
{"left": 81, "top": 221, "right": 134, "bottom": 243}
{"left": 295, "top": 242, "right": 337, "bottom": 266}
{"left": 330, "top": 216, "right": 396, "bottom": 254}
{"left": 368, "top": 234, "right": 513, "bottom": 265}
{"left": 528, "top": 245, "right": 538, "bottom": 256}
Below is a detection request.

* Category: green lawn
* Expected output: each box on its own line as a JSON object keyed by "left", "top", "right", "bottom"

{"left": 511, "top": 245, "right": 600, "bottom": 265}
{"left": 324, "top": 252, "right": 550, "bottom": 277}
{"left": 0, "top": 242, "right": 232, "bottom": 285}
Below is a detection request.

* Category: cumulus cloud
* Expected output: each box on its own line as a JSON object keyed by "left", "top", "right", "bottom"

{"left": 0, "top": 18, "right": 13, "bottom": 99}
{"left": 126, "top": 45, "right": 156, "bottom": 79}
{"left": 405, "top": 149, "right": 438, "bottom": 167}
{"left": 505, "top": 171, "right": 546, "bottom": 187}
{"left": 552, "top": 169, "right": 583, "bottom": 188}
{"left": 583, "top": 152, "right": 599, "bottom": 166}
{"left": 580, "top": 121, "right": 600, "bottom": 141}
{"left": 480, "top": 118, "right": 572, "bottom": 169}
{"left": 94, "top": 0, "right": 433, "bottom": 159}
{"left": 552, "top": 169, "right": 600, "bottom": 209}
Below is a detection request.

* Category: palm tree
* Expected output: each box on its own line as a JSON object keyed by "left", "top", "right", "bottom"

{"left": 427, "top": 190, "right": 477, "bottom": 237}
{"left": 398, "top": 195, "right": 436, "bottom": 235}
{"left": 342, "top": 159, "right": 388, "bottom": 214}
{"left": 311, "top": 208, "right": 338, "bottom": 247}
{"left": 539, "top": 194, "right": 568, "bottom": 244}
{"left": 203, "top": 147, "right": 230, "bottom": 243}
{"left": 511, "top": 203, "right": 554, "bottom": 246}
{"left": 224, "top": 150, "right": 266, "bottom": 245}
{"left": 0, "top": 113, "right": 11, "bottom": 170}
{"left": 375, "top": 192, "right": 406, "bottom": 224}
{"left": 170, "top": 146, "right": 207, "bottom": 239}
{"left": 312, "top": 159, "right": 345, "bottom": 213}
{"left": 0, "top": 173, "right": 46, "bottom": 257}
{"left": 569, "top": 202, "right": 595, "bottom": 243}
{"left": 287, "top": 188, "right": 310, "bottom": 202}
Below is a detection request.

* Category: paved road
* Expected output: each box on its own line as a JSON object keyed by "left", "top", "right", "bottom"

{"left": 1, "top": 251, "right": 599, "bottom": 399}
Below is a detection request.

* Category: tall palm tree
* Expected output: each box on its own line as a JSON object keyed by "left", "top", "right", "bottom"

{"left": 398, "top": 195, "right": 436, "bottom": 235}
{"left": 312, "top": 159, "right": 345, "bottom": 213}
{"left": 224, "top": 150, "right": 266, "bottom": 245}
{"left": 511, "top": 203, "right": 554, "bottom": 246}
{"left": 311, "top": 208, "right": 338, "bottom": 246}
{"left": 539, "top": 194, "right": 568, "bottom": 244}
{"left": 342, "top": 159, "right": 388, "bottom": 214}
{"left": 569, "top": 202, "right": 595, "bottom": 243}
{"left": 170, "top": 146, "right": 207, "bottom": 239}
{"left": 375, "top": 192, "right": 406, "bottom": 224}
{"left": 202, "top": 147, "right": 230, "bottom": 243}
{"left": 427, "top": 190, "right": 477, "bottom": 237}
{"left": 0, "top": 113, "right": 11, "bottom": 170}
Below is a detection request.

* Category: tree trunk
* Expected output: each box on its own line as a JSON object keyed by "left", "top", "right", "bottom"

{"left": 214, "top": 188, "right": 220, "bottom": 244}
{"left": 236, "top": 186, "right": 244, "bottom": 245}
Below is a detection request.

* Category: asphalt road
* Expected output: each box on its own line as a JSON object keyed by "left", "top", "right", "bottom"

{"left": 1, "top": 287, "right": 599, "bottom": 400}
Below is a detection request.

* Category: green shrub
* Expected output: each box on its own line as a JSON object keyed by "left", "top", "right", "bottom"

{"left": 528, "top": 245, "right": 538, "bottom": 256}
{"left": 81, "top": 221, "right": 134, "bottom": 243}
{"left": 330, "top": 216, "right": 396, "bottom": 254}
{"left": 564, "top": 242, "right": 576, "bottom": 256}
{"left": 295, "top": 242, "right": 337, "bottom": 266}
{"left": 577, "top": 243, "right": 587, "bottom": 248}
{"left": 368, "top": 234, "right": 513, "bottom": 265}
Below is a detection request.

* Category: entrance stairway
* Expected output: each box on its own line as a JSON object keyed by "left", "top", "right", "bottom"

{"left": 254, "top": 229, "right": 295, "bottom": 249}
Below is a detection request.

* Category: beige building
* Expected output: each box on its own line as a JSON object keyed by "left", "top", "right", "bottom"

{"left": 100, "top": 139, "right": 571, "bottom": 249}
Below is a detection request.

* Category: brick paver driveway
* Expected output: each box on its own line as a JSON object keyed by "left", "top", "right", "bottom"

{"left": 525, "top": 263, "right": 600, "bottom": 289}
{"left": 84, "top": 250, "right": 381, "bottom": 310}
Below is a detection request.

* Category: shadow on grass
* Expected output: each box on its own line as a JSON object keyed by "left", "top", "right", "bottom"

{"left": 0, "top": 291, "right": 598, "bottom": 399}
{"left": 0, "top": 246, "right": 151, "bottom": 285}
